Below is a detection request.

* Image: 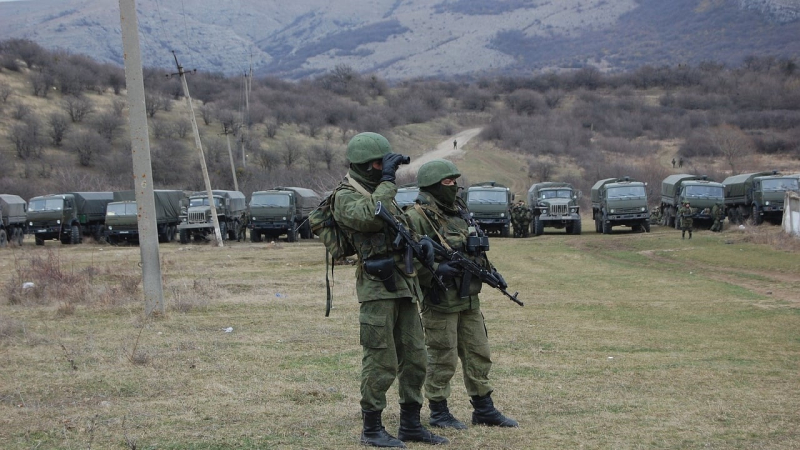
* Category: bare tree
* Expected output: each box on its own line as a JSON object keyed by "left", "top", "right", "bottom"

{"left": 108, "top": 71, "right": 124, "bottom": 95}
{"left": 0, "top": 82, "right": 11, "bottom": 103}
{"left": 200, "top": 104, "right": 213, "bottom": 125}
{"left": 47, "top": 112, "right": 70, "bottom": 147}
{"left": 528, "top": 158, "right": 554, "bottom": 182}
{"left": 175, "top": 118, "right": 191, "bottom": 139}
{"left": 68, "top": 130, "right": 107, "bottom": 166}
{"left": 8, "top": 119, "right": 44, "bottom": 159}
{"left": 253, "top": 147, "right": 280, "bottom": 171}
{"left": 281, "top": 138, "right": 301, "bottom": 168}
{"left": 61, "top": 95, "right": 94, "bottom": 123}
{"left": 264, "top": 120, "right": 279, "bottom": 139}
{"left": 708, "top": 124, "right": 755, "bottom": 174}
{"left": 111, "top": 99, "right": 127, "bottom": 117}
{"left": 93, "top": 114, "right": 124, "bottom": 142}
{"left": 150, "top": 121, "right": 176, "bottom": 140}
{"left": 11, "top": 103, "right": 31, "bottom": 120}
{"left": 144, "top": 92, "right": 164, "bottom": 118}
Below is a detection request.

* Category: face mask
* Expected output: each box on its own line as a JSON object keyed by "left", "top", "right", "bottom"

{"left": 428, "top": 182, "right": 458, "bottom": 208}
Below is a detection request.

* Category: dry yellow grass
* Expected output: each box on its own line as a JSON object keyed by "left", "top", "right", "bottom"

{"left": 1, "top": 222, "right": 799, "bottom": 449}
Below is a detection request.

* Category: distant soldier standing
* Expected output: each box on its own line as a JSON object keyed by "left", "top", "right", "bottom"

{"left": 453, "top": 139, "right": 457, "bottom": 149}
{"left": 678, "top": 201, "right": 694, "bottom": 239}
{"left": 510, "top": 200, "right": 524, "bottom": 238}
{"left": 671, "top": 158, "right": 676, "bottom": 168}
{"left": 406, "top": 159, "right": 519, "bottom": 431}
{"left": 518, "top": 201, "right": 532, "bottom": 238}
{"left": 710, "top": 201, "right": 725, "bottom": 232}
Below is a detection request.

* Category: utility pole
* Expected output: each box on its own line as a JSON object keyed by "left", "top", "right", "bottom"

{"left": 243, "top": 69, "right": 250, "bottom": 168}
{"left": 118, "top": 0, "right": 165, "bottom": 315}
{"left": 222, "top": 124, "right": 239, "bottom": 192}
{"left": 170, "top": 51, "right": 224, "bottom": 247}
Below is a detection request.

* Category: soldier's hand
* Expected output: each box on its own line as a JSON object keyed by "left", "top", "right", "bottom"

{"left": 380, "top": 153, "right": 410, "bottom": 183}
{"left": 418, "top": 236, "right": 435, "bottom": 267}
{"left": 492, "top": 269, "right": 508, "bottom": 289}
{"left": 435, "top": 261, "right": 460, "bottom": 279}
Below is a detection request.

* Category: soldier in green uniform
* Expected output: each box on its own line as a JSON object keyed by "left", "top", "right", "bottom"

{"left": 519, "top": 203, "right": 533, "bottom": 238}
{"left": 710, "top": 202, "right": 725, "bottom": 232}
{"left": 510, "top": 201, "right": 524, "bottom": 238}
{"left": 333, "top": 133, "right": 447, "bottom": 447}
{"left": 678, "top": 201, "right": 694, "bottom": 239}
{"left": 405, "top": 159, "right": 519, "bottom": 431}
{"left": 650, "top": 206, "right": 662, "bottom": 226}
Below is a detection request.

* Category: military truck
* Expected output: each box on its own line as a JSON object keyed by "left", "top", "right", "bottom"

{"left": 660, "top": 174, "right": 725, "bottom": 229}
{"left": 395, "top": 185, "right": 420, "bottom": 209}
{"left": 105, "top": 190, "right": 185, "bottom": 244}
{"left": 0, "top": 194, "right": 27, "bottom": 247}
{"left": 722, "top": 171, "right": 800, "bottom": 225}
{"left": 248, "top": 187, "right": 320, "bottom": 242}
{"left": 178, "top": 190, "right": 247, "bottom": 243}
{"left": 591, "top": 177, "right": 650, "bottom": 234}
{"left": 527, "top": 182, "right": 581, "bottom": 235}
{"left": 27, "top": 192, "right": 114, "bottom": 245}
{"left": 461, "top": 182, "right": 514, "bottom": 237}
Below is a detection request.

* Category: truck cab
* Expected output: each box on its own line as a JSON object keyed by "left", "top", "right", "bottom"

{"left": 592, "top": 177, "right": 650, "bottom": 234}
{"left": 248, "top": 187, "right": 319, "bottom": 242}
{"left": 660, "top": 174, "right": 724, "bottom": 228}
{"left": 527, "top": 182, "right": 581, "bottom": 235}
{"left": 723, "top": 171, "right": 800, "bottom": 224}
{"left": 463, "top": 182, "right": 514, "bottom": 237}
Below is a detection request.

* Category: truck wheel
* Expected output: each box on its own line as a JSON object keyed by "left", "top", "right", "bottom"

{"left": 500, "top": 226, "right": 510, "bottom": 238}
{"left": 534, "top": 217, "right": 544, "bottom": 236}
{"left": 565, "top": 223, "right": 573, "bottom": 234}
{"left": 251, "top": 230, "right": 261, "bottom": 242}
{"left": 602, "top": 218, "right": 612, "bottom": 235}
{"left": 70, "top": 225, "right": 81, "bottom": 245}
{"left": 0, "top": 230, "right": 6, "bottom": 247}
{"left": 572, "top": 219, "right": 582, "bottom": 235}
{"left": 594, "top": 218, "right": 601, "bottom": 233}
{"left": 228, "top": 221, "right": 238, "bottom": 241}
{"left": 752, "top": 205, "right": 762, "bottom": 225}
{"left": 300, "top": 221, "right": 312, "bottom": 239}
{"left": 179, "top": 229, "right": 188, "bottom": 244}
{"left": 15, "top": 228, "right": 24, "bottom": 246}
{"left": 287, "top": 223, "right": 297, "bottom": 242}
{"left": 35, "top": 235, "right": 44, "bottom": 246}
{"left": 643, "top": 221, "right": 651, "bottom": 233}
{"left": 166, "top": 225, "right": 176, "bottom": 242}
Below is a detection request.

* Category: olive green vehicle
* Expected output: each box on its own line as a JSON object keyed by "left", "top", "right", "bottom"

{"left": 178, "top": 190, "right": 247, "bottom": 243}
{"left": 248, "top": 187, "right": 320, "bottom": 242}
{"left": 591, "top": 177, "right": 650, "bottom": 234}
{"left": 105, "top": 190, "right": 186, "bottom": 244}
{"left": 0, "top": 194, "right": 27, "bottom": 247}
{"left": 27, "top": 192, "right": 114, "bottom": 245}
{"left": 394, "top": 185, "right": 420, "bottom": 210}
{"left": 660, "top": 174, "right": 724, "bottom": 229}
{"left": 722, "top": 171, "right": 800, "bottom": 225}
{"left": 461, "top": 181, "right": 514, "bottom": 237}
{"left": 527, "top": 182, "right": 581, "bottom": 236}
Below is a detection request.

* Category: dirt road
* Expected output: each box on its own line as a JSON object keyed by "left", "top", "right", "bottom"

{"left": 397, "top": 127, "right": 482, "bottom": 177}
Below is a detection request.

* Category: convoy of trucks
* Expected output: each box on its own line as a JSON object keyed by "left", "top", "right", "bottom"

{"left": 721, "top": 171, "right": 799, "bottom": 225}
{"left": 591, "top": 177, "right": 650, "bottom": 234}
{"left": 462, "top": 182, "right": 514, "bottom": 237}
{"left": 660, "top": 174, "right": 725, "bottom": 229}
{"left": 248, "top": 187, "right": 320, "bottom": 242}
{"left": 105, "top": 190, "right": 185, "bottom": 244}
{"left": 527, "top": 182, "right": 582, "bottom": 235}
{"left": 0, "top": 194, "right": 27, "bottom": 247}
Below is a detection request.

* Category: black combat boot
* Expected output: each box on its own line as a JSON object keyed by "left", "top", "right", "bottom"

{"left": 689, "top": 230, "right": 692, "bottom": 239}
{"left": 429, "top": 400, "right": 467, "bottom": 430}
{"left": 397, "top": 402, "right": 449, "bottom": 445}
{"left": 361, "top": 410, "right": 406, "bottom": 448}
{"left": 470, "top": 393, "right": 519, "bottom": 427}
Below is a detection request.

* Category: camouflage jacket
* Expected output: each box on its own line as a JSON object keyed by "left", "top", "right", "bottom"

{"left": 712, "top": 204, "right": 725, "bottom": 220}
{"left": 678, "top": 205, "right": 694, "bottom": 226}
{"left": 333, "top": 172, "right": 422, "bottom": 303}
{"left": 405, "top": 191, "right": 490, "bottom": 313}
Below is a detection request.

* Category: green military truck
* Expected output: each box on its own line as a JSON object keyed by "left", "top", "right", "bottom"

{"left": 105, "top": 190, "right": 185, "bottom": 244}
{"left": 27, "top": 192, "right": 113, "bottom": 245}
{"left": 462, "top": 181, "right": 514, "bottom": 237}
{"left": 1, "top": 194, "right": 27, "bottom": 247}
{"left": 178, "top": 190, "right": 247, "bottom": 243}
{"left": 591, "top": 177, "right": 650, "bottom": 234}
{"left": 395, "top": 185, "right": 420, "bottom": 209}
{"left": 527, "top": 182, "right": 581, "bottom": 235}
{"left": 248, "top": 187, "right": 320, "bottom": 242}
{"left": 660, "top": 174, "right": 725, "bottom": 229}
{"left": 722, "top": 171, "right": 800, "bottom": 225}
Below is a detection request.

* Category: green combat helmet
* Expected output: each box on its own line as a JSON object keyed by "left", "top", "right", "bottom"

{"left": 417, "top": 159, "right": 461, "bottom": 187}
{"left": 346, "top": 132, "right": 392, "bottom": 164}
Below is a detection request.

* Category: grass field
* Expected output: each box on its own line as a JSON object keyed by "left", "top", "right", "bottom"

{"left": 1, "top": 222, "right": 799, "bottom": 449}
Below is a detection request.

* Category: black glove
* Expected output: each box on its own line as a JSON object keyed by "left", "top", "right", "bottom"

{"left": 493, "top": 270, "right": 508, "bottom": 289}
{"left": 418, "top": 236, "right": 435, "bottom": 267}
{"left": 435, "top": 261, "right": 461, "bottom": 279}
{"left": 380, "top": 153, "right": 409, "bottom": 183}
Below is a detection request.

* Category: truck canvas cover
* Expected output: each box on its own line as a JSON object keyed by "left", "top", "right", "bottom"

{"left": 67, "top": 192, "right": 114, "bottom": 220}
{"left": 112, "top": 190, "right": 183, "bottom": 220}
{"left": 0, "top": 194, "right": 27, "bottom": 223}
{"left": 281, "top": 187, "right": 321, "bottom": 216}
{"left": 722, "top": 172, "right": 774, "bottom": 199}
{"left": 190, "top": 190, "right": 246, "bottom": 213}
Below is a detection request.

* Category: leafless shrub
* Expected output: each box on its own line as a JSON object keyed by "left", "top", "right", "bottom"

{"left": 48, "top": 112, "right": 71, "bottom": 146}
{"left": 68, "top": 130, "right": 107, "bottom": 167}
{"left": 11, "top": 102, "right": 31, "bottom": 120}
{"left": 8, "top": 118, "right": 44, "bottom": 159}
{"left": 282, "top": 138, "right": 302, "bottom": 168}
{"left": 507, "top": 89, "right": 546, "bottom": 116}
{"left": 145, "top": 92, "right": 164, "bottom": 118}
{"left": 150, "top": 120, "right": 176, "bottom": 140}
{"left": 0, "top": 81, "right": 11, "bottom": 103}
{"left": 61, "top": 94, "right": 94, "bottom": 123}
{"left": 112, "top": 99, "right": 127, "bottom": 117}
{"left": 93, "top": 113, "right": 124, "bottom": 142}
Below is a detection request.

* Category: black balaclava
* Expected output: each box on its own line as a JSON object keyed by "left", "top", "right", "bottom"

{"left": 424, "top": 181, "right": 459, "bottom": 214}
{"left": 348, "top": 161, "right": 382, "bottom": 189}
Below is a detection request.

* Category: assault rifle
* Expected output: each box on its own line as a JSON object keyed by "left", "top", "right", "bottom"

{"left": 374, "top": 201, "right": 447, "bottom": 292}
{"left": 429, "top": 240, "right": 523, "bottom": 307}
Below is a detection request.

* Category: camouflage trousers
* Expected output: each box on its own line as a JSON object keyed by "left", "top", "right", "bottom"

{"left": 420, "top": 306, "right": 493, "bottom": 402}
{"left": 359, "top": 298, "right": 427, "bottom": 411}
{"left": 710, "top": 219, "right": 723, "bottom": 232}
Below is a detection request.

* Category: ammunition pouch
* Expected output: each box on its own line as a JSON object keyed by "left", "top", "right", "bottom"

{"left": 363, "top": 257, "right": 398, "bottom": 292}
{"left": 466, "top": 235, "right": 490, "bottom": 255}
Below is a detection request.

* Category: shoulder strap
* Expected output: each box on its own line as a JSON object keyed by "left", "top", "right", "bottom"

{"left": 413, "top": 203, "right": 453, "bottom": 252}
{"left": 343, "top": 175, "right": 372, "bottom": 199}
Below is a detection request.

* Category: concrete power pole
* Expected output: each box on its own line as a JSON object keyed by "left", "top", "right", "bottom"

{"left": 223, "top": 124, "right": 239, "bottom": 192}
{"left": 170, "top": 51, "right": 224, "bottom": 247}
{"left": 118, "top": 0, "right": 165, "bottom": 315}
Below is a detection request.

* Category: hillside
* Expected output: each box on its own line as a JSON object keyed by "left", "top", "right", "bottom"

{"left": 0, "top": 0, "right": 798, "bottom": 80}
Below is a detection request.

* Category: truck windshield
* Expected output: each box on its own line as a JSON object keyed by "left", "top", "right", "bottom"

{"left": 607, "top": 186, "right": 646, "bottom": 198}
{"left": 684, "top": 185, "right": 724, "bottom": 198}
{"left": 28, "top": 198, "right": 64, "bottom": 211}
{"left": 395, "top": 191, "right": 419, "bottom": 205}
{"left": 250, "top": 194, "right": 290, "bottom": 207}
{"left": 107, "top": 203, "right": 137, "bottom": 215}
{"left": 189, "top": 197, "right": 222, "bottom": 208}
{"left": 540, "top": 189, "right": 572, "bottom": 199}
{"left": 468, "top": 190, "right": 507, "bottom": 203}
{"left": 762, "top": 178, "right": 799, "bottom": 191}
